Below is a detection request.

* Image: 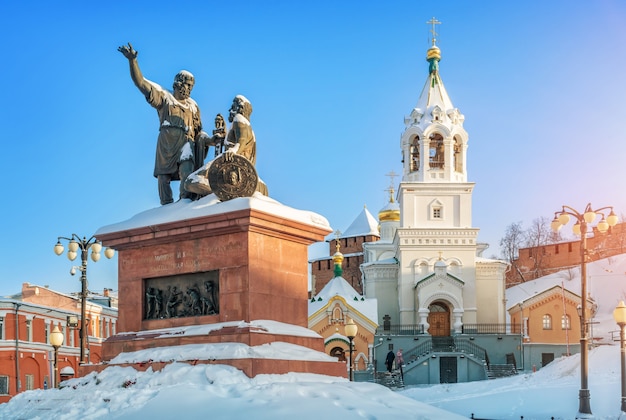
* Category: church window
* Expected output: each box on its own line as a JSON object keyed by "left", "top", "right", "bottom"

{"left": 330, "top": 346, "right": 346, "bottom": 362}
{"left": 428, "top": 199, "right": 444, "bottom": 221}
{"left": 432, "top": 107, "right": 443, "bottom": 122}
{"left": 561, "top": 315, "right": 571, "bottom": 330}
{"left": 429, "top": 302, "right": 448, "bottom": 312}
{"left": 542, "top": 314, "right": 552, "bottom": 330}
{"left": 332, "top": 307, "right": 343, "bottom": 322}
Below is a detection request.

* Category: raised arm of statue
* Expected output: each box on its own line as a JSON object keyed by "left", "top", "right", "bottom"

{"left": 117, "top": 42, "right": 151, "bottom": 96}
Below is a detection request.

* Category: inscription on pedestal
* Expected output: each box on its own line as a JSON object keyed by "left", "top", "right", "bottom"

{"left": 144, "top": 271, "right": 219, "bottom": 320}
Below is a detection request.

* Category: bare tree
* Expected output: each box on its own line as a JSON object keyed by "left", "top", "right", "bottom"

{"left": 501, "top": 218, "right": 563, "bottom": 285}
{"left": 525, "top": 216, "right": 561, "bottom": 247}
{"left": 524, "top": 216, "right": 562, "bottom": 278}
{"left": 607, "top": 214, "right": 626, "bottom": 255}
{"left": 500, "top": 222, "right": 526, "bottom": 282}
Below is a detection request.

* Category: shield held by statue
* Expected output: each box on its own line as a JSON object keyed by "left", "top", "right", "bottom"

{"left": 208, "top": 153, "right": 258, "bottom": 201}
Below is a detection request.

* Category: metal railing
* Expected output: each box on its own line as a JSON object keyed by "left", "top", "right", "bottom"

{"left": 461, "top": 323, "right": 519, "bottom": 334}
{"left": 403, "top": 340, "right": 433, "bottom": 364}
{"left": 376, "top": 324, "right": 425, "bottom": 335}
{"left": 400, "top": 337, "right": 488, "bottom": 367}
{"left": 454, "top": 338, "right": 487, "bottom": 363}
{"left": 377, "top": 323, "right": 521, "bottom": 335}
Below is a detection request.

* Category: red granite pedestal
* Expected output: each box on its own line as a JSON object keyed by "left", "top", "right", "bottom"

{"left": 88, "top": 198, "right": 345, "bottom": 378}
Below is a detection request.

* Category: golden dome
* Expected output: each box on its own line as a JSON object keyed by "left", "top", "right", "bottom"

{"left": 378, "top": 188, "right": 400, "bottom": 222}
{"left": 426, "top": 45, "right": 441, "bottom": 61}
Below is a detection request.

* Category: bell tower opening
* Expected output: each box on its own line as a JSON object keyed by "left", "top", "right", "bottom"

{"left": 409, "top": 135, "right": 420, "bottom": 172}
{"left": 428, "top": 133, "right": 444, "bottom": 169}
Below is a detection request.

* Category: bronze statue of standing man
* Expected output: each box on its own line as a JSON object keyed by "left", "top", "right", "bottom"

{"left": 118, "top": 42, "right": 208, "bottom": 205}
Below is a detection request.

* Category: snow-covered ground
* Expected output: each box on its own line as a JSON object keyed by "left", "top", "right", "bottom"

{"left": 402, "top": 344, "right": 624, "bottom": 420}
{"left": 0, "top": 361, "right": 465, "bottom": 419}
{"left": 0, "top": 343, "right": 623, "bottom": 419}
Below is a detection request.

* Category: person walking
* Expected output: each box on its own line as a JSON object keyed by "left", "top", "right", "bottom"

{"left": 396, "top": 348, "right": 405, "bottom": 381}
{"left": 385, "top": 350, "right": 395, "bottom": 372}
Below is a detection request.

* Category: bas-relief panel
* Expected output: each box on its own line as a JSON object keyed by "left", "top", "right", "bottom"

{"left": 144, "top": 271, "right": 219, "bottom": 320}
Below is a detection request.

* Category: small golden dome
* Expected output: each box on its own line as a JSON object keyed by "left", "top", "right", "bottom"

{"left": 426, "top": 46, "right": 441, "bottom": 61}
{"left": 378, "top": 187, "right": 400, "bottom": 222}
{"left": 379, "top": 208, "right": 400, "bottom": 222}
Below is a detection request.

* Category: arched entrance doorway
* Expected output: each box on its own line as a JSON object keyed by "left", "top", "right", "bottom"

{"left": 427, "top": 301, "right": 450, "bottom": 336}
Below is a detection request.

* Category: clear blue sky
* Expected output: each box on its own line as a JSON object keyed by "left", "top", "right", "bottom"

{"left": 2, "top": 1, "right": 626, "bottom": 296}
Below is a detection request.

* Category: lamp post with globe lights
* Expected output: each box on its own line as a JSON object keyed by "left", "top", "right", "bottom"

{"left": 614, "top": 300, "right": 626, "bottom": 414}
{"left": 345, "top": 318, "right": 358, "bottom": 381}
{"left": 49, "top": 325, "right": 64, "bottom": 388}
{"left": 551, "top": 203, "right": 618, "bottom": 416}
{"left": 54, "top": 234, "right": 114, "bottom": 364}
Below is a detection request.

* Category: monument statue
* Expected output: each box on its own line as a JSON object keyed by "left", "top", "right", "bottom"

{"left": 118, "top": 42, "right": 210, "bottom": 205}
{"left": 185, "top": 95, "right": 268, "bottom": 200}
{"left": 212, "top": 114, "right": 227, "bottom": 158}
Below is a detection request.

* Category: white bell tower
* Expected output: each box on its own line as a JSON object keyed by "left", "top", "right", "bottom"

{"left": 395, "top": 19, "right": 480, "bottom": 326}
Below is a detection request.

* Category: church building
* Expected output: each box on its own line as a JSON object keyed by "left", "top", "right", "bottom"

{"left": 312, "top": 22, "right": 517, "bottom": 385}
{"left": 362, "top": 31, "right": 509, "bottom": 335}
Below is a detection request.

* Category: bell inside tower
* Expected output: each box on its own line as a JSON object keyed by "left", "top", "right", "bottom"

{"left": 428, "top": 133, "right": 444, "bottom": 169}
{"left": 409, "top": 136, "right": 420, "bottom": 172}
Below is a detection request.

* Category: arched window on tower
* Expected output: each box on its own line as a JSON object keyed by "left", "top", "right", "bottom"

{"left": 409, "top": 136, "right": 420, "bottom": 172}
{"left": 453, "top": 136, "right": 462, "bottom": 173}
{"left": 429, "top": 133, "right": 444, "bottom": 169}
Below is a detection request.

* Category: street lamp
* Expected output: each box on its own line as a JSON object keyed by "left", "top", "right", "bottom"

{"left": 49, "top": 325, "right": 64, "bottom": 388}
{"left": 551, "top": 203, "right": 618, "bottom": 416}
{"left": 613, "top": 300, "right": 626, "bottom": 414}
{"left": 345, "top": 318, "right": 358, "bottom": 381}
{"left": 54, "top": 234, "right": 114, "bottom": 364}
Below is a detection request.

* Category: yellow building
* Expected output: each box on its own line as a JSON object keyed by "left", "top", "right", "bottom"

{"left": 308, "top": 246, "right": 378, "bottom": 376}
{"left": 508, "top": 284, "right": 591, "bottom": 369}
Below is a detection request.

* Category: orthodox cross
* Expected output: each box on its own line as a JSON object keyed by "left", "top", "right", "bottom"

{"left": 334, "top": 229, "right": 342, "bottom": 252}
{"left": 383, "top": 314, "right": 391, "bottom": 331}
{"left": 385, "top": 170, "right": 398, "bottom": 202}
{"left": 427, "top": 17, "right": 441, "bottom": 46}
